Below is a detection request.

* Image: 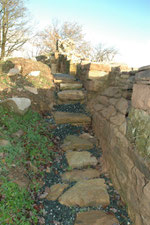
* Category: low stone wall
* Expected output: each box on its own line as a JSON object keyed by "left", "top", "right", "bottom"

{"left": 77, "top": 62, "right": 150, "bottom": 225}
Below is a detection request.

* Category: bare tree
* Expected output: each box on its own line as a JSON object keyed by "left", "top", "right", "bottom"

{"left": 0, "top": 0, "right": 29, "bottom": 58}
{"left": 36, "top": 19, "right": 91, "bottom": 58}
{"left": 92, "top": 43, "right": 118, "bottom": 62}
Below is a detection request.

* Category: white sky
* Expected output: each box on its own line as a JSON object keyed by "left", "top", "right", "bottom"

{"left": 14, "top": 0, "right": 150, "bottom": 68}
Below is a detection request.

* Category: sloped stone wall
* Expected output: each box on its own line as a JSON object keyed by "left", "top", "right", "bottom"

{"left": 77, "top": 62, "right": 150, "bottom": 225}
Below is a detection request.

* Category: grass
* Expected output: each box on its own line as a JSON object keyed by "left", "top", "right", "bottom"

{"left": 0, "top": 178, "right": 38, "bottom": 225}
{"left": 0, "top": 105, "right": 55, "bottom": 224}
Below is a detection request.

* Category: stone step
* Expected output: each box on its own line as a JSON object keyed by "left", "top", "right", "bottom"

{"left": 75, "top": 210, "right": 119, "bottom": 225}
{"left": 53, "top": 73, "right": 76, "bottom": 83}
{"left": 60, "top": 82, "right": 83, "bottom": 90}
{"left": 58, "top": 178, "right": 110, "bottom": 207}
{"left": 56, "top": 99, "right": 85, "bottom": 105}
{"left": 61, "top": 168, "right": 101, "bottom": 182}
{"left": 53, "top": 111, "right": 91, "bottom": 125}
{"left": 57, "top": 90, "right": 86, "bottom": 102}
{"left": 61, "top": 135, "right": 94, "bottom": 151}
{"left": 66, "top": 151, "right": 97, "bottom": 169}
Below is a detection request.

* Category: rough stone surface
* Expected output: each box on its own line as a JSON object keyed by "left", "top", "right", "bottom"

{"left": 0, "top": 139, "right": 10, "bottom": 146}
{"left": 53, "top": 111, "right": 91, "bottom": 125}
{"left": 57, "top": 90, "right": 85, "bottom": 101}
{"left": 138, "top": 65, "right": 150, "bottom": 72}
{"left": 79, "top": 132, "right": 97, "bottom": 145}
{"left": 66, "top": 151, "right": 98, "bottom": 169}
{"left": 24, "top": 86, "right": 38, "bottom": 95}
{"left": 28, "top": 71, "right": 40, "bottom": 76}
{"left": 88, "top": 71, "right": 108, "bottom": 79}
{"left": 46, "top": 183, "right": 68, "bottom": 201}
{"left": 11, "top": 129, "right": 24, "bottom": 138}
{"left": 59, "top": 179, "right": 110, "bottom": 207}
{"left": 101, "top": 105, "right": 116, "bottom": 120}
{"left": 103, "top": 87, "right": 121, "bottom": 98}
{"left": 85, "top": 80, "right": 104, "bottom": 92}
{"left": 61, "top": 135, "right": 94, "bottom": 151}
{"left": 7, "top": 67, "right": 21, "bottom": 76}
{"left": 116, "top": 98, "right": 128, "bottom": 114}
{"left": 98, "top": 96, "right": 109, "bottom": 105}
{"left": 54, "top": 74, "right": 76, "bottom": 83}
{"left": 109, "top": 98, "right": 118, "bottom": 106}
{"left": 93, "top": 104, "right": 104, "bottom": 112}
{"left": 81, "top": 63, "right": 111, "bottom": 72}
{"left": 60, "top": 83, "right": 82, "bottom": 90}
{"left": 0, "top": 98, "right": 31, "bottom": 115}
{"left": 110, "top": 113, "right": 125, "bottom": 126}
{"left": 61, "top": 168, "right": 100, "bottom": 182}
{"left": 132, "top": 84, "right": 150, "bottom": 111}
{"left": 75, "top": 210, "right": 119, "bottom": 225}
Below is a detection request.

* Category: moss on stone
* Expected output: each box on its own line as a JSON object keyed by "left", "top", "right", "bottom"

{"left": 127, "top": 108, "right": 150, "bottom": 158}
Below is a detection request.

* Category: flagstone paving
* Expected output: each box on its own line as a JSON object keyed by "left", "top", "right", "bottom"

{"left": 61, "top": 168, "right": 101, "bottom": 182}
{"left": 53, "top": 111, "right": 91, "bottom": 125}
{"left": 39, "top": 73, "right": 132, "bottom": 225}
{"left": 61, "top": 134, "right": 94, "bottom": 151}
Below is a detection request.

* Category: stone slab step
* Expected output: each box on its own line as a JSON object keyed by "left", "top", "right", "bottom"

{"left": 75, "top": 210, "right": 119, "bottom": 225}
{"left": 60, "top": 82, "right": 83, "bottom": 90}
{"left": 56, "top": 99, "right": 85, "bottom": 105}
{"left": 57, "top": 90, "right": 86, "bottom": 102}
{"left": 66, "top": 151, "right": 97, "bottom": 169}
{"left": 53, "top": 73, "right": 76, "bottom": 83}
{"left": 61, "top": 168, "right": 101, "bottom": 182}
{"left": 45, "top": 183, "right": 68, "bottom": 201}
{"left": 61, "top": 135, "right": 94, "bottom": 151}
{"left": 58, "top": 178, "right": 110, "bottom": 207}
{"left": 53, "top": 111, "right": 91, "bottom": 125}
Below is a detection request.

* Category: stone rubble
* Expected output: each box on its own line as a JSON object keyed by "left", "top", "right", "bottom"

{"left": 0, "top": 97, "right": 31, "bottom": 115}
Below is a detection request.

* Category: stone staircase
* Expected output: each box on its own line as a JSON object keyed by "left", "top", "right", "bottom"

{"left": 41, "top": 73, "right": 131, "bottom": 225}
{"left": 54, "top": 73, "right": 86, "bottom": 105}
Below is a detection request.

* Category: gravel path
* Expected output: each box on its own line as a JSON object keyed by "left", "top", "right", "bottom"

{"left": 38, "top": 74, "right": 132, "bottom": 225}
{"left": 37, "top": 103, "right": 132, "bottom": 225}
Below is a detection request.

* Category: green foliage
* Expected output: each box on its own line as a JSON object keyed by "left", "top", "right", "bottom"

{"left": 0, "top": 105, "right": 55, "bottom": 224}
{"left": 127, "top": 108, "right": 150, "bottom": 158}
{"left": 0, "top": 178, "right": 38, "bottom": 224}
{"left": 0, "top": 106, "right": 54, "bottom": 169}
{"left": 67, "top": 166, "right": 73, "bottom": 171}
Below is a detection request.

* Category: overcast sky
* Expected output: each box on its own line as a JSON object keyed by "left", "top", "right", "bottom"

{"left": 26, "top": 0, "right": 150, "bottom": 68}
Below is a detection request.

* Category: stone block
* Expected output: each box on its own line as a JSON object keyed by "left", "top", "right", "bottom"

{"left": 132, "top": 84, "right": 150, "bottom": 111}
{"left": 97, "top": 96, "right": 109, "bottom": 105}
{"left": 81, "top": 62, "right": 111, "bottom": 72}
{"left": 85, "top": 80, "right": 104, "bottom": 92}
{"left": 103, "top": 87, "right": 121, "bottom": 98}
{"left": 59, "top": 179, "right": 110, "bottom": 207}
{"left": 75, "top": 210, "right": 119, "bottom": 225}
{"left": 0, "top": 98, "right": 31, "bottom": 115}
{"left": 88, "top": 71, "right": 108, "bottom": 79}
{"left": 116, "top": 98, "right": 128, "bottom": 114}
{"left": 110, "top": 113, "right": 125, "bottom": 126}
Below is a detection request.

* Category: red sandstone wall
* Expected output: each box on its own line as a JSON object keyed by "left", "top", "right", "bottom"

{"left": 77, "top": 62, "right": 150, "bottom": 225}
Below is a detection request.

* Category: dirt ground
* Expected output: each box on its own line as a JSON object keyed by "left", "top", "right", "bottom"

{"left": 0, "top": 58, "right": 55, "bottom": 113}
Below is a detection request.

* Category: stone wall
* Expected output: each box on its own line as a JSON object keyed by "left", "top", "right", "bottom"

{"left": 50, "top": 51, "right": 79, "bottom": 75}
{"left": 77, "top": 62, "right": 150, "bottom": 225}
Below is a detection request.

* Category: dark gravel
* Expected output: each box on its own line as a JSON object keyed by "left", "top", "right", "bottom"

{"left": 38, "top": 103, "right": 132, "bottom": 225}
{"left": 53, "top": 103, "right": 88, "bottom": 114}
